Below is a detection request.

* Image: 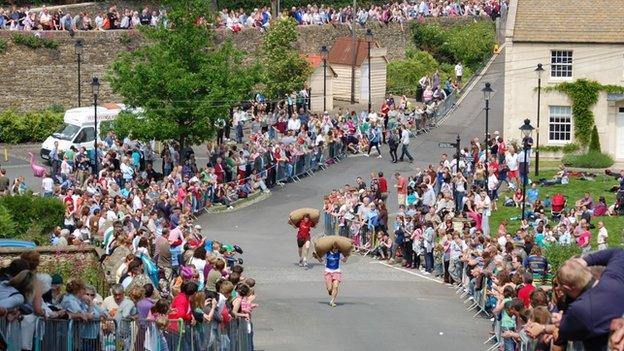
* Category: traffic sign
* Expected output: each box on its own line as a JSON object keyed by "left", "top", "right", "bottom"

{"left": 438, "top": 142, "right": 458, "bottom": 148}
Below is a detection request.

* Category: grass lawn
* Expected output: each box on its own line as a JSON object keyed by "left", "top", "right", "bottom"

{"left": 490, "top": 170, "right": 624, "bottom": 249}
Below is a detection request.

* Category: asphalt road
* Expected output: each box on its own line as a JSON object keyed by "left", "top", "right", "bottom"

{"left": 198, "top": 53, "right": 505, "bottom": 351}
{"left": 3, "top": 52, "right": 504, "bottom": 351}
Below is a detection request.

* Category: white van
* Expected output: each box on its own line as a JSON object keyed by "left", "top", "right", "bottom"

{"left": 40, "top": 103, "right": 136, "bottom": 160}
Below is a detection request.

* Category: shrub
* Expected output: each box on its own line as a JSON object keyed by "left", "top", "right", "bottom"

{"left": 0, "top": 205, "right": 17, "bottom": 239}
{"left": 411, "top": 20, "right": 495, "bottom": 70}
{"left": 538, "top": 143, "right": 580, "bottom": 153}
{"left": 0, "top": 109, "right": 64, "bottom": 144}
{"left": 544, "top": 244, "right": 582, "bottom": 274}
{"left": 387, "top": 49, "right": 473, "bottom": 96}
{"left": 588, "top": 125, "right": 601, "bottom": 152}
{"left": 0, "top": 38, "right": 7, "bottom": 53}
{"left": 11, "top": 32, "right": 59, "bottom": 50}
{"left": 562, "top": 151, "right": 614, "bottom": 168}
{"left": 0, "top": 195, "right": 65, "bottom": 244}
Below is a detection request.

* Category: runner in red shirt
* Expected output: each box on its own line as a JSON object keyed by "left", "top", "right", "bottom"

{"left": 296, "top": 214, "right": 315, "bottom": 268}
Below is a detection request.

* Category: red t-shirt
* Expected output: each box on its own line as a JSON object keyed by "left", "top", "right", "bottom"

{"left": 518, "top": 283, "right": 535, "bottom": 308}
{"left": 297, "top": 220, "right": 312, "bottom": 240}
{"left": 397, "top": 176, "right": 407, "bottom": 194}
{"left": 379, "top": 177, "right": 388, "bottom": 193}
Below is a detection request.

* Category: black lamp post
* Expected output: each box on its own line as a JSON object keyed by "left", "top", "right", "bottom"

{"left": 520, "top": 118, "right": 535, "bottom": 220}
{"left": 321, "top": 45, "right": 329, "bottom": 112}
{"left": 75, "top": 39, "right": 84, "bottom": 107}
{"left": 365, "top": 28, "right": 373, "bottom": 113}
{"left": 91, "top": 77, "right": 100, "bottom": 175}
{"left": 534, "top": 63, "right": 544, "bottom": 176}
{"left": 481, "top": 82, "right": 493, "bottom": 184}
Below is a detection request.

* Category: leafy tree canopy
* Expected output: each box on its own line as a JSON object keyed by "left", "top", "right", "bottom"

{"left": 261, "top": 17, "right": 312, "bottom": 100}
{"left": 108, "top": 0, "right": 258, "bottom": 148}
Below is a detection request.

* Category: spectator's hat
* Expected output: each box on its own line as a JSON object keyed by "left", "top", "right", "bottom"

{"left": 51, "top": 274, "right": 63, "bottom": 286}
{"left": 195, "top": 225, "right": 202, "bottom": 230}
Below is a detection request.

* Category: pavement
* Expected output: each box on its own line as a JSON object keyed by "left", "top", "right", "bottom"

{"left": 1, "top": 53, "right": 506, "bottom": 350}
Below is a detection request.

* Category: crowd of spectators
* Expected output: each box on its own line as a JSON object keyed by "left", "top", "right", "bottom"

{"left": 0, "top": 0, "right": 505, "bottom": 32}
{"left": 319, "top": 127, "right": 624, "bottom": 350}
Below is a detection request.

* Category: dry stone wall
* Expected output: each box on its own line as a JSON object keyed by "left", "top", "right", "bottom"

{"left": 0, "top": 17, "right": 472, "bottom": 110}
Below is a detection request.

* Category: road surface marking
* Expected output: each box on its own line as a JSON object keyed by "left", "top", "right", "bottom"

{"left": 376, "top": 262, "right": 443, "bottom": 284}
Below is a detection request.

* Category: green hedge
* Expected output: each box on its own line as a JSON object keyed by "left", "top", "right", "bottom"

{"left": 0, "top": 109, "right": 64, "bottom": 144}
{"left": 0, "top": 195, "right": 65, "bottom": 245}
{"left": 544, "top": 244, "right": 582, "bottom": 274}
{"left": 411, "top": 20, "right": 495, "bottom": 70}
{"left": 387, "top": 48, "right": 473, "bottom": 96}
{"left": 562, "top": 151, "right": 614, "bottom": 168}
{"left": 0, "top": 205, "right": 17, "bottom": 238}
{"left": 0, "top": 38, "right": 7, "bottom": 53}
{"left": 537, "top": 143, "right": 580, "bottom": 153}
{"left": 11, "top": 32, "right": 60, "bottom": 50}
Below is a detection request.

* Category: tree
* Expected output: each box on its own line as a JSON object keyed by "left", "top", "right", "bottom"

{"left": 108, "top": 0, "right": 257, "bottom": 148}
{"left": 261, "top": 17, "right": 312, "bottom": 100}
{"left": 589, "top": 125, "right": 601, "bottom": 152}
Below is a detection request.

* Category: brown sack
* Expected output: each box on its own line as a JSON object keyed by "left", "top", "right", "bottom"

{"left": 314, "top": 235, "right": 353, "bottom": 257}
{"left": 288, "top": 208, "right": 320, "bottom": 227}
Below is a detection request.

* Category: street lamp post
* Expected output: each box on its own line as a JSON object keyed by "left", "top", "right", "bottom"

{"left": 91, "top": 77, "right": 100, "bottom": 175}
{"left": 75, "top": 39, "right": 84, "bottom": 107}
{"left": 321, "top": 45, "right": 328, "bottom": 112}
{"left": 534, "top": 63, "right": 544, "bottom": 176}
{"left": 365, "top": 29, "right": 373, "bottom": 113}
{"left": 481, "top": 82, "right": 493, "bottom": 184}
{"left": 520, "top": 118, "right": 535, "bottom": 220}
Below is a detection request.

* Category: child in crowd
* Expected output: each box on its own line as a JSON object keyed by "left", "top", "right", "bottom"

{"left": 433, "top": 242, "right": 444, "bottom": 278}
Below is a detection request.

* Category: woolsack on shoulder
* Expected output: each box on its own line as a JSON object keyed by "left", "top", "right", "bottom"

{"left": 314, "top": 235, "right": 353, "bottom": 257}
{"left": 288, "top": 208, "right": 320, "bottom": 227}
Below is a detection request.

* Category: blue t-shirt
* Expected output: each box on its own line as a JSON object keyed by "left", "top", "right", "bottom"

{"left": 326, "top": 251, "right": 341, "bottom": 271}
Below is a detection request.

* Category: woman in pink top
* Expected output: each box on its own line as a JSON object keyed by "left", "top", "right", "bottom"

{"left": 577, "top": 224, "right": 592, "bottom": 253}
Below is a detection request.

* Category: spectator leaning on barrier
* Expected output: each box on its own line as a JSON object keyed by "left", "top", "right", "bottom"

{"left": 525, "top": 249, "right": 624, "bottom": 350}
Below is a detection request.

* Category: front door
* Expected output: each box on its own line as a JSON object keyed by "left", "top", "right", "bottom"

{"left": 617, "top": 107, "right": 624, "bottom": 159}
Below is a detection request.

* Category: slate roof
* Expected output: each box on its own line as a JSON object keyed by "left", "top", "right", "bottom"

{"left": 513, "top": 0, "right": 624, "bottom": 43}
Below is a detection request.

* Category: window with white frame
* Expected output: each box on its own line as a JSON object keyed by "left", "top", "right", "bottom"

{"left": 549, "top": 106, "right": 572, "bottom": 142}
{"left": 550, "top": 50, "right": 573, "bottom": 77}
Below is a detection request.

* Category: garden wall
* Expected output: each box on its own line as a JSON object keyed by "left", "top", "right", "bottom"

{"left": 0, "top": 17, "right": 477, "bottom": 110}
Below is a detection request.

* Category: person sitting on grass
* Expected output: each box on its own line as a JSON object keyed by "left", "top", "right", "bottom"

{"left": 575, "top": 192, "right": 594, "bottom": 213}
{"left": 526, "top": 183, "right": 540, "bottom": 207}
{"left": 512, "top": 188, "right": 524, "bottom": 208}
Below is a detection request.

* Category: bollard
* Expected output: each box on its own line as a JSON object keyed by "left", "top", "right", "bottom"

{"left": 3, "top": 147, "right": 7, "bottom": 162}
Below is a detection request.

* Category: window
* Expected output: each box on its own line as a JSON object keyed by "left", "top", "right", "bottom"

{"left": 549, "top": 106, "right": 572, "bottom": 141}
{"left": 74, "top": 127, "right": 95, "bottom": 143}
{"left": 551, "top": 50, "right": 573, "bottom": 77}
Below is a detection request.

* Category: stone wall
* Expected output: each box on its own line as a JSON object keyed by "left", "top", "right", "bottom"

{"left": 0, "top": 17, "right": 476, "bottom": 111}
{"left": 0, "top": 245, "right": 100, "bottom": 271}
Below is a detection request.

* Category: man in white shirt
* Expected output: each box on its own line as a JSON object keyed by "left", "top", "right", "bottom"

{"left": 399, "top": 127, "right": 414, "bottom": 163}
{"left": 597, "top": 221, "right": 609, "bottom": 250}
{"left": 42, "top": 173, "right": 54, "bottom": 197}
{"left": 287, "top": 115, "right": 301, "bottom": 132}
{"left": 506, "top": 148, "right": 519, "bottom": 187}
{"left": 454, "top": 62, "right": 463, "bottom": 88}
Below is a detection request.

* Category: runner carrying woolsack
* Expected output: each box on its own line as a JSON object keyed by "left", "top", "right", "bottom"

{"left": 314, "top": 243, "right": 347, "bottom": 307}
{"left": 296, "top": 214, "right": 315, "bottom": 268}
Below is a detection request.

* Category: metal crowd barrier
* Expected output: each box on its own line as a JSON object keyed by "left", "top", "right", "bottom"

{"left": 0, "top": 316, "right": 253, "bottom": 351}
{"left": 431, "top": 91, "right": 458, "bottom": 125}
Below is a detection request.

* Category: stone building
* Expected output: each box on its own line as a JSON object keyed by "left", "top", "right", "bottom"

{"left": 503, "top": 0, "right": 624, "bottom": 160}
{"left": 327, "top": 37, "right": 388, "bottom": 109}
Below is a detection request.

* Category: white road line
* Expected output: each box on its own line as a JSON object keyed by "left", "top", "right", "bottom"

{"left": 376, "top": 262, "right": 442, "bottom": 284}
